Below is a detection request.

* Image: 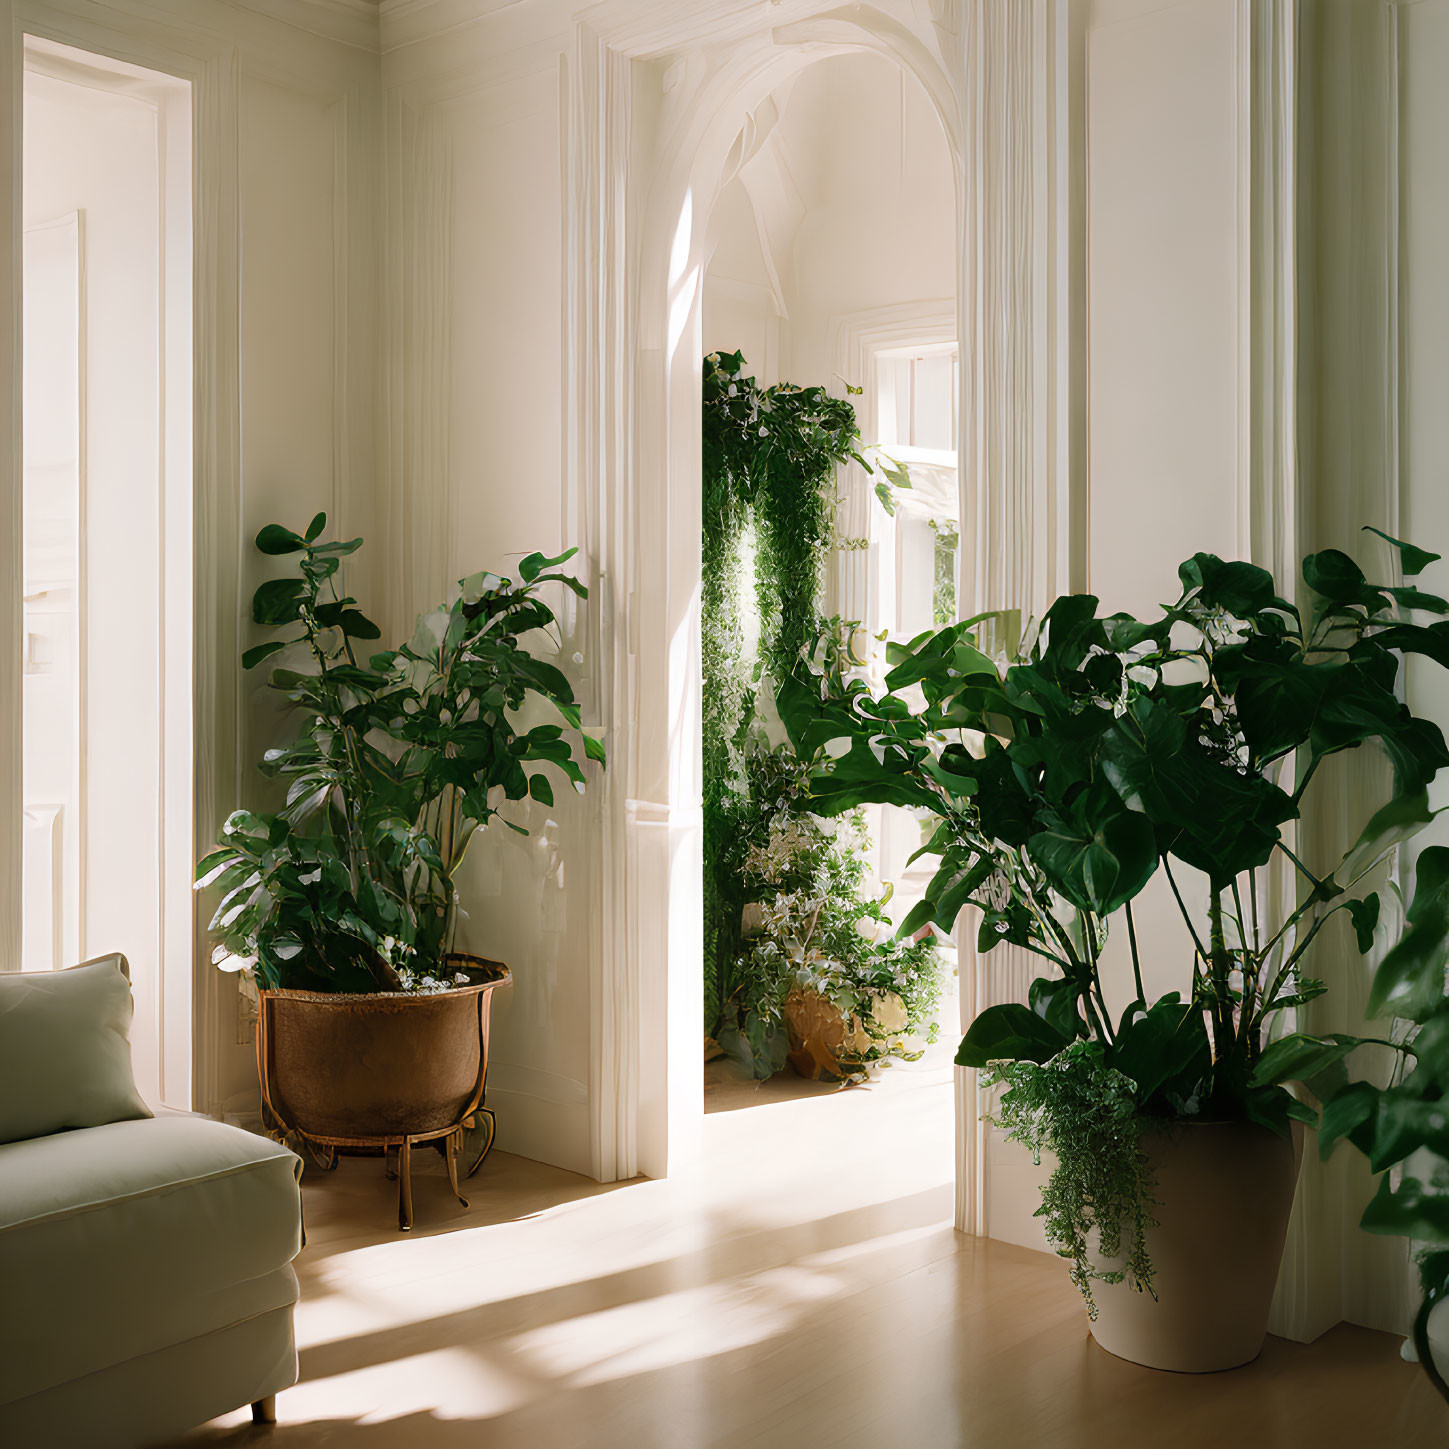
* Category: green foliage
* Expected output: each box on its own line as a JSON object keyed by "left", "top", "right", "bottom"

{"left": 716, "top": 745, "right": 943, "bottom": 1078}
{"left": 196, "top": 519, "right": 603, "bottom": 992}
{"left": 1263, "top": 847, "right": 1449, "bottom": 1402}
{"left": 782, "top": 532, "right": 1449, "bottom": 1313}
{"left": 700, "top": 352, "right": 942, "bottom": 1069}
{"left": 931, "top": 519, "right": 959, "bottom": 627}
{"left": 701, "top": 351, "right": 880, "bottom": 1036}
{"left": 985, "top": 1041, "right": 1158, "bottom": 1318}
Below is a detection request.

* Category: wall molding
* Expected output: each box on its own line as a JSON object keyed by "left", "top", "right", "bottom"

{"left": 957, "top": 0, "right": 1081, "bottom": 1237}
{"left": 225, "top": 0, "right": 381, "bottom": 55}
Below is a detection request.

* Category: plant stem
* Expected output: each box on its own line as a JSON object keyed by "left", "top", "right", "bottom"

{"left": 1078, "top": 909, "right": 1114, "bottom": 1045}
{"left": 1207, "top": 889, "right": 1233, "bottom": 1064}
{"left": 1163, "top": 857, "right": 1209, "bottom": 962}
{"left": 1257, "top": 908, "right": 1334, "bottom": 1020}
{"left": 1278, "top": 840, "right": 1332, "bottom": 896}
{"left": 1125, "top": 899, "right": 1146, "bottom": 1005}
{"left": 1230, "top": 876, "right": 1254, "bottom": 1043}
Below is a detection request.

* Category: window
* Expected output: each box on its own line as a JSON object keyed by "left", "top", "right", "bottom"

{"left": 875, "top": 345, "right": 958, "bottom": 455}
{"left": 870, "top": 343, "right": 960, "bottom": 643}
{"left": 865, "top": 341, "right": 962, "bottom": 905}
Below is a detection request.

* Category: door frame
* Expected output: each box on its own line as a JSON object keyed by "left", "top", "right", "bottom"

{"left": 567, "top": 1, "right": 1081, "bottom": 1226}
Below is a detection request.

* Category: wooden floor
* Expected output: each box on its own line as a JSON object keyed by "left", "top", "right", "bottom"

{"left": 177, "top": 1054, "right": 1448, "bottom": 1448}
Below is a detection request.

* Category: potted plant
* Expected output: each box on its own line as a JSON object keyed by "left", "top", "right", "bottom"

{"left": 722, "top": 743, "right": 943, "bottom": 1081}
{"left": 197, "top": 515, "right": 603, "bottom": 1228}
{"left": 779, "top": 531, "right": 1449, "bottom": 1370}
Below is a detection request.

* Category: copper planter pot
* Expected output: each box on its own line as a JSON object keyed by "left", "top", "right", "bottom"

{"left": 1089, "top": 1119, "right": 1303, "bottom": 1372}
{"left": 256, "top": 953, "right": 511, "bottom": 1231}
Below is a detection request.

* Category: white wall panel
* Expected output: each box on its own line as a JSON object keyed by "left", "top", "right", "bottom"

{"left": 419, "top": 64, "right": 595, "bottom": 1175}
{"left": 2, "top": 0, "right": 382, "bottom": 1115}
{"left": 1086, "top": 0, "right": 1240, "bottom": 616}
{"left": 1401, "top": 0, "right": 1449, "bottom": 777}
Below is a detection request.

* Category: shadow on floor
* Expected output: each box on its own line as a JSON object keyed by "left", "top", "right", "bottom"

{"left": 298, "top": 1184, "right": 956, "bottom": 1386}
{"left": 702, "top": 1056, "right": 856, "bottom": 1113}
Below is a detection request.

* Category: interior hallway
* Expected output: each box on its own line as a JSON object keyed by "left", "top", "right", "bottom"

{"left": 172, "top": 1058, "right": 1443, "bottom": 1449}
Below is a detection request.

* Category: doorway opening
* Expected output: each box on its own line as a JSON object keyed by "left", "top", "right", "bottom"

{"left": 697, "top": 53, "right": 960, "bottom": 1156}
{"left": 20, "top": 37, "right": 194, "bottom": 1105}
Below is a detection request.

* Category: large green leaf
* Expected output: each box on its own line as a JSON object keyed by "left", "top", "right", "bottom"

{"left": 256, "top": 523, "right": 306, "bottom": 555}
{"left": 241, "top": 639, "right": 289, "bottom": 671}
{"left": 518, "top": 546, "right": 579, "bottom": 583}
{"left": 1108, "top": 996, "right": 1211, "bottom": 1105}
{"left": 1361, "top": 1172, "right": 1449, "bottom": 1244}
{"left": 1028, "top": 974, "right": 1087, "bottom": 1042}
{"left": 1347, "top": 894, "right": 1381, "bottom": 954}
{"left": 252, "top": 578, "right": 307, "bottom": 626}
{"left": 338, "top": 609, "right": 382, "bottom": 640}
{"left": 1369, "top": 846, "right": 1449, "bottom": 1020}
{"left": 1337, "top": 790, "right": 1439, "bottom": 886}
{"left": 1252, "top": 1032, "right": 1367, "bottom": 1087}
{"left": 1363, "top": 526, "right": 1442, "bottom": 578}
{"left": 1303, "top": 548, "right": 1388, "bottom": 609}
{"left": 956, "top": 1003, "right": 1070, "bottom": 1068}
{"left": 1226, "top": 653, "right": 1329, "bottom": 759}
{"left": 1036, "top": 593, "right": 1106, "bottom": 674}
{"left": 1026, "top": 785, "right": 1158, "bottom": 916}
{"left": 1363, "top": 1088, "right": 1449, "bottom": 1173}
{"left": 1317, "top": 1080, "right": 1379, "bottom": 1159}
{"left": 1179, "top": 553, "right": 1287, "bottom": 617}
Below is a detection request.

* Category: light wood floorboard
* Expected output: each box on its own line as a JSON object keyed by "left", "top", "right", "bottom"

{"left": 176, "top": 1057, "right": 1448, "bottom": 1447}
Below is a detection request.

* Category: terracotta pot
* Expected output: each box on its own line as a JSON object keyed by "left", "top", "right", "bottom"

{"left": 784, "top": 987, "right": 852, "bottom": 1080}
{"left": 1089, "top": 1119, "right": 1303, "bottom": 1372}
{"left": 256, "top": 953, "right": 510, "bottom": 1230}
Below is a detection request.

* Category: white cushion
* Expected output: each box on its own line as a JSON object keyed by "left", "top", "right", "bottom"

{"left": 0, "top": 958, "right": 151, "bottom": 1144}
{"left": 0, "top": 1114, "right": 303, "bottom": 1404}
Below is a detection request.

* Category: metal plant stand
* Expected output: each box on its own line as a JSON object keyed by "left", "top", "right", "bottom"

{"left": 255, "top": 954, "right": 510, "bottom": 1231}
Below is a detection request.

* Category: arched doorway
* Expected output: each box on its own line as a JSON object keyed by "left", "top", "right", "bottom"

{"left": 568, "top": 6, "right": 1079, "bottom": 1235}
{"left": 696, "top": 52, "right": 961, "bottom": 1181}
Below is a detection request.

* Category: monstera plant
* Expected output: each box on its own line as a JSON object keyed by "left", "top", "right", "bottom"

{"left": 780, "top": 531, "right": 1449, "bottom": 1380}
{"left": 199, "top": 515, "right": 604, "bottom": 994}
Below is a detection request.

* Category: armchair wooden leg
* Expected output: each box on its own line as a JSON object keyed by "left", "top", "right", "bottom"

{"left": 251, "top": 1395, "right": 276, "bottom": 1425}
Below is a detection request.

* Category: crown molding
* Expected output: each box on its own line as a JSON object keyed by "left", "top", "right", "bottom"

{"left": 224, "top": 0, "right": 382, "bottom": 53}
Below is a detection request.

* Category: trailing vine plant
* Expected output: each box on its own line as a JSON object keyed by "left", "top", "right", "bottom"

{"left": 701, "top": 351, "right": 942, "bottom": 1072}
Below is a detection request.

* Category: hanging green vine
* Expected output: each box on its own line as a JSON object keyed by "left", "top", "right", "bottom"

{"left": 702, "top": 351, "right": 863, "bottom": 1036}
{"left": 701, "top": 351, "right": 943, "bottom": 1071}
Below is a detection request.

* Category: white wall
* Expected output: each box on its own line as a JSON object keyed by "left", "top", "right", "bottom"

{"left": 1, "top": 0, "right": 383, "bottom": 1119}
{"left": 702, "top": 52, "right": 955, "bottom": 394}
{"left": 382, "top": 4, "right": 598, "bottom": 1173}
{"left": 1401, "top": 0, "right": 1449, "bottom": 780}
{"left": 439, "top": 65, "right": 596, "bottom": 1173}
{"left": 1075, "top": 0, "right": 1243, "bottom": 1047}
{"left": 1085, "top": 0, "right": 1241, "bottom": 617}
